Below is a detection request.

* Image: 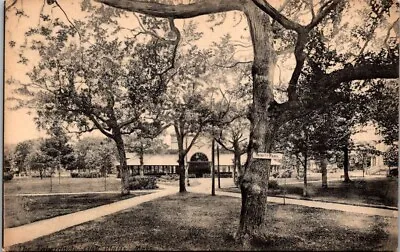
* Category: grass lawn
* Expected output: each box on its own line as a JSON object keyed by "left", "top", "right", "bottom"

{"left": 10, "top": 193, "right": 397, "bottom": 251}
{"left": 4, "top": 193, "right": 147, "bottom": 228}
{"left": 4, "top": 177, "right": 125, "bottom": 195}
{"left": 222, "top": 177, "right": 398, "bottom": 207}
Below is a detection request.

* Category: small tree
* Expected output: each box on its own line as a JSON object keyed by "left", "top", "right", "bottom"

{"left": 125, "top": 134, "right": 168, "bottom": 176}
{"left": 40, "top": 123, "right": 74, "bottom": 183}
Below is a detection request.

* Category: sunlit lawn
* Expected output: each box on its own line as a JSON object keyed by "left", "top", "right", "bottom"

{"left": 4, "top": 177, "right": 123, "bottom": 195}
{"left": 10, "top": 193, "right": 397, "bottom": 251}
{"left": 4, "top": 193, "right": 147, "bottom": 228}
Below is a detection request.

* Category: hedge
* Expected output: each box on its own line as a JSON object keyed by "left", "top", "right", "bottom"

{"left": 128, "top": 176, "right": 158, "bottom": 190}
{"left": 71, "top": 171, "right": 102, "bottom": 178}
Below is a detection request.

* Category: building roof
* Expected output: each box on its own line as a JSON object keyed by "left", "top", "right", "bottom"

{"left": 122, "top": 153, "right": 242, "bottom": 166}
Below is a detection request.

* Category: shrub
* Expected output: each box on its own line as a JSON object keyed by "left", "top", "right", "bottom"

{"left": 3, "top": 172, "right": 13, "bottom": 181}
{"left": 129, "top": 176, "right": 158, "bottom": 190}
{"left": 70, "top": 171, "right": 102, "bottom": 178}
{"left": 271, "top": 171, "right": 279, "bottom": 178}
{"left": 268, "top": 180, "right": 279, "bottom": 190}
{"left": 278, "top": 169, "right": 293, "bottom": 178}
{"left": 159, "top": 174, "right": 180, "bottom": 181}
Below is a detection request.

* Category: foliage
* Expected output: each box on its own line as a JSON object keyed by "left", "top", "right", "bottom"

{"left": 125, "top": 135, "right": 168, "bottom": 155}
{"left": 128, "top": 176, "right": 158, "bottom": 190}
{"left": 70, "top": 171, "right": 102, "bottom": 178}
{"left": 40, "top": 123, "right": 75, "bottom": 171}
{"left": 159, "top": 174, "right": 180, "bottom": 181}
{"left": 3, "top": 172, "right": 14, "bottom": 181}
{"left": 364, "top": 80, "right": 399, "bottom": 145}
{"left": 13, "top": 140, "right": 35, "bottom": 174}
{"left": 72, "top": 137, "right": 116, "bottom": 175}
{"left": 268, "top": 180, "right": 279, "bottom": 190}
{"left": 384, "top": 145, "right": 398, "bottom": 167}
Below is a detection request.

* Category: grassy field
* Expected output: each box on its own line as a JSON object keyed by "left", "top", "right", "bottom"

{"left": 9, "top": 193, "right": 397, "bottom": 251}
{"left": 4, "top": 193, "right": 147, "bottom": 228}
{"left": 4, "top": 177, "right": 123, "bottom": 194}
{"left": 222, "top": 177, "right": 398, "bottom": 207}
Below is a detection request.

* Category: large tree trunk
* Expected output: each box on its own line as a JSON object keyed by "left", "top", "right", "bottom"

{"left": 343, "top": 144, "right": 351, "bottom": 182}
{"left": 114, "top": 135, "right": 130, "bottom": 195}
{"left": 236, "top": 5, "right": 277, "bottom": 245}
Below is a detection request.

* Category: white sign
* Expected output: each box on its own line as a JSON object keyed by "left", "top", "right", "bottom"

{"left": 253, "top": 152, "right": 283, "bottom": 161}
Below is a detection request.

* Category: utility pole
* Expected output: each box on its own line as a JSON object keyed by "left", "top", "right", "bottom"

{"left": 211, "top": 138, "right": 215, "bottom": 196}
{"left": 217, "top": 143, "right": 220, "bottom": 189}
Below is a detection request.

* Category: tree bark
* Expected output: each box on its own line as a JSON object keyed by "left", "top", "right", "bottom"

{"left": 217, "top": 144, "right": 221, "bottom": 189}
{"left": 139, "top": 145, "right": 145, "bottom": 176}
{"left": 236, "top": 4, "right": 276, "bottom": 245}
{"left": 114, "top": 134, "right": 130, "bottom": 195}
{"left": 234, "top": 150, "right": 241, "bottom": 187}
{"left": 211, "top": 138, "right": 216, "bottom": 196}
{"left": 343, "top": 144, "right": 351, "bottom": 182}
{"left": 320, "top": 155, "right": 328, "bottom": 188}
{"left": 303, "top": 151, "right": 308, "bottom": 197}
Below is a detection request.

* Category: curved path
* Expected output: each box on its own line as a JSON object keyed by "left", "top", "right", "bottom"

{"left": 188, "top": 178, "right": 398, "bottom": 218}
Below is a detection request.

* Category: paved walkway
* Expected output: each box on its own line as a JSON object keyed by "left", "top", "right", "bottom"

{"left": 188, "top": 178, "right": 398, "bottom": 218}
{"left": 4, "top": 185, "right": 177, "bottom": 248}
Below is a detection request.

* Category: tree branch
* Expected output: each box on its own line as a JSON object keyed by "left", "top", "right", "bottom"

{"left": 88, "top": 114, "right": 113, "bottom": 138}
{"left": 214, "top": 60, "right": 252, "bottom": 68}
{"left": 184, "top": 130, "right": 202, "bottom": 156}
{"left": 157, "top": 17, "right": 180, "bottom": 76}
{"left": 6, "top": 0, "right": 18, "bottom": 11}
{"left": 251, "top": 0, "right": 303, "bottom": 31}
{"left": 306, "top": 0, "right": 340, "bottom": 30}
{"left": 320, "top": 61, "right": 399, "bottom": 90}
{"left": 95, "top": 0, "right": 244, "bottom": 19}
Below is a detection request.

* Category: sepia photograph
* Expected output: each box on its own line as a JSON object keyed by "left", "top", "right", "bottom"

{"left": 3, "top": 0, "right": 399, "bottom": 250}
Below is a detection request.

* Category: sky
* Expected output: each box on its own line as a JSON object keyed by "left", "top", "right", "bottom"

{"left": 3, "top": 0, "right": 393, "bottom": 146}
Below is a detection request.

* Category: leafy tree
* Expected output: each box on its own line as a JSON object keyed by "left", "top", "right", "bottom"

{"left": 10, "top": 5, "right": 177, "bottom": 195}
{"left": 384, "top": 145, "right": 398, "bottom": 168}
{"left": 72, "top": 137, "right": 116, "bottom": 175}
{"left": 40, "top": 123, "right": 75, "bottom": 181}
{"left": 13, "top": 140, "right": 35, "bottom": 175}
{"left": 26, "top": 146, "right": 52, "bottom": 179}
{"left": 365, "top": 80, "right": 399, "bottom": 146}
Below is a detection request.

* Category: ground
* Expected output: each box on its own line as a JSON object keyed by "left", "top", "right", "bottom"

{"left": 222, "top": 177, "right": 398, "bottom": 207}
{"left": 4, "top": 193, "right": 147, "bottom": 228}
{"left": 9, "top": 193, "right": 397, "bottom": 251}
{"left": 4, "top": 177, "right": 122, "bottom": 194}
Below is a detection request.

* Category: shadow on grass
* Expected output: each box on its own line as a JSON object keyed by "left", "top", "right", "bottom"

{"left": 222, "top": 177, "right": 398, "bottom": 207}
{"left": 9, "top": 193, "right": 397, "bottom": 251}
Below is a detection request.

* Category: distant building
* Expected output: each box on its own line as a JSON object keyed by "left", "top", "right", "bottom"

{"left": 123, "top": 133, "right": 246, "bottom": 177}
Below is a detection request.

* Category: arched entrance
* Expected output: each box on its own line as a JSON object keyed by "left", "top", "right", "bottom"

{"left": 188, "top": 152, "right": 210, "bottom": 178}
